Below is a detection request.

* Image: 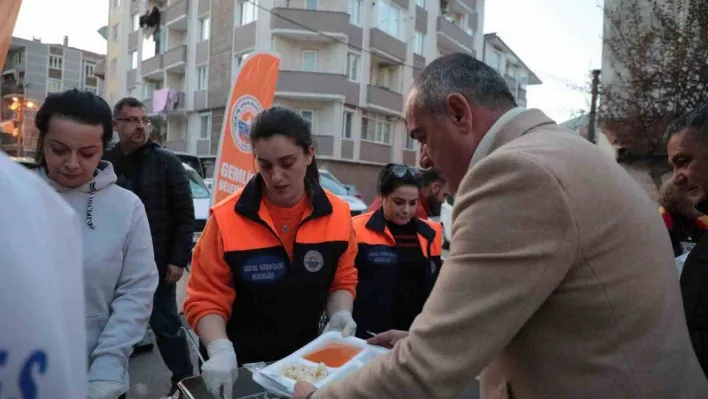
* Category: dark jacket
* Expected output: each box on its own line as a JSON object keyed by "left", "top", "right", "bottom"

{"left": 104, "top": 141, "right": 194, "bottom": 274}
{"left": 680, "top": 201, "right": 708, "bottom": 377}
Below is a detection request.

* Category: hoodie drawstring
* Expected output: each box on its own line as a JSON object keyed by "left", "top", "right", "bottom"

{"left": 86, "top": 182, "right": 96, "bottom": 230}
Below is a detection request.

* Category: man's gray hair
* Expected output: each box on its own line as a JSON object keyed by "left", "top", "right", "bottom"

{"left": 413, "top": 53, "right": 517, "bottom": 115}
{"left": 664, "top": 103, "right": 708, "bottom": 146}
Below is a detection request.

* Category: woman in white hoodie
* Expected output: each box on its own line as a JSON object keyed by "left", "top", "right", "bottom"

{"left": 35, "top": 89, "right": 159, "bottom": 399}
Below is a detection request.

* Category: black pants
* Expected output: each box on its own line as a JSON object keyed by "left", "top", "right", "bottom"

{"left": 150, "top": 279, "right": 194, "bottom": 383}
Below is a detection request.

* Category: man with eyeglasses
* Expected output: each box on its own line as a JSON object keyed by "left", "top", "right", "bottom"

{"left": 104, "top": 97, "right": 195, "bottom": 395}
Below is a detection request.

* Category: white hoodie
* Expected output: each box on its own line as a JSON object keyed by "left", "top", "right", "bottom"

{"left": 39, "top": 161, "right": 159, "bottom": 393}
{"left": 0, "top": 152, "right": 86, "bottom": 398}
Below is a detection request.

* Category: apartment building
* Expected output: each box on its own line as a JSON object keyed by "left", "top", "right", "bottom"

{"left": 482, "top": 33, "right": 540, "bottom": 108}
{"left": 105, "top": 0, "right": 484, "bottom": 201}
{"left": 0, "top": 36, "right": 105, "bottom": 157}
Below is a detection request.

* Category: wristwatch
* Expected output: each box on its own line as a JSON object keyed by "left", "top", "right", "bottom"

{"left": 305, "top": 392, "right": 315, "bottom": 399}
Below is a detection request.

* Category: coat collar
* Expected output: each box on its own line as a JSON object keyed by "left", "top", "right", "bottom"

{"left": 365, "top": 207, "right": 436, "bottom": 243}
{"left": 469, "top": 108, "right": 557, "bottom": 169}
{"left": 235, "top": 173, "right": 333, "bottom": 222}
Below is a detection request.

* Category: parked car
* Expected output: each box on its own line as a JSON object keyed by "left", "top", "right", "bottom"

{"left": 10, "top": 156, "right": 36, "bottom": 169}
{"left": 203, "top": 178, "right": 213, "bottom": 192}
{"left": 440, "top": 195, "right": 453, "bottom": 249}
{"left": 318, "top": 173, "right": 367, "bottom": 216}
{"left": 342, "top": 184, "right": 363, "bottom": 199}
{"left": 182, "top": 163, "right": 210, "bottom": 246}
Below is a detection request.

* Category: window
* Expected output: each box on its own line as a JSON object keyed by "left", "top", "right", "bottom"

{"left": 199, "top": 114, "right": 211, "bottom": 139}
{"left": 112, "top": 24, "right": 119, "bottom": 42}
{"left": 415, "top": 0, "right": 425, "bottom": 6}
{"left": 143, "top": 83, "right": 156, "bottom": 99}
{"left": 86, "top": 87, "right": 98, "bottom": 94}
{"left": 377, "top": 0, "right": 402, "bottom": 39}
{"left": 47, "top": 79, "right": 61, "bottom": 94}
{"left": 113, "top": 0, "right": 120, "bottom": 8}
{"left": 305, "top": 0, "right": 318, "bottom": 10}
{"left": 343, "top": 110, "right": 354, "bottom": 139}
{"left": 375, "top": 65, "right": 397, "bottom": 90}
{"left": 239, "top": 0, "right": 258, "bottom": 25}
{"left": 346, "top": 53, "right": 359, "bottom": 81}
{"left": 197, "top": 66, "right": 208, "bottom": 90}
{"left": 199, "top": 17, "right": 210, "bottom": 41}
{"left": 85, "top": 62, "right": 95, "bottom": 77}
{"left": 301, "top": 50, "right": 317, "bottom": 72}
{"left": 361, "top": 112, "right": 392, "bottom": 144}
{"left": 348, "top": 0, "right": 361, "bottom": 25}
{"left": 414, "top": 31, "right": 424, "bottom": 55}
{"left": 487, "top": 49, "right": 501, "bottom": 72}
{"left": 132, "top": 13, "right": 140, "bottom": 31}
{"left": 49, "top": 55, "right": 63, "bottom": 70}
{"left": 13, "top": 52, "right": 23, "bottom": 66}
{"left": 130, "top": 51, "right": 138, "bottom": 69}
{"left": 405, "top": 134, "right": 416, "bottom": 150}
{"left": 127, "top": 86, "right": 136, "bottom": 97}
{"left": 299, "top": 109, "right": 314, "bottom": 128}
{"left": 110, "top": 58, "right": 117, "bottom": 73}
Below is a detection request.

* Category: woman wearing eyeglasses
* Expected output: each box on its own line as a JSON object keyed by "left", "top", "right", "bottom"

{"left": 351, "top": 164, "right": 443, "bottom": 339}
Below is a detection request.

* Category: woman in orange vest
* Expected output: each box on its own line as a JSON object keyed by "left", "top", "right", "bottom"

{"left": 184, "top": 107, "right": 358, "bottom": 398}
{"left": 352, "top": 163, "right": 443, "bottom": 339}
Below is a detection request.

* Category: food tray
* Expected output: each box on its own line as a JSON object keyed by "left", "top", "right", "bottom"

{"left": 252, "top": 331, "right": 388, "bottom": 396}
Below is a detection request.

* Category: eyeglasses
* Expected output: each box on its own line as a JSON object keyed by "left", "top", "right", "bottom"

{"left": 385, "top": 163, "right": 420, "bottom": 179}
{"left": 115, "top": 116, "right": 151, "bottom": 125}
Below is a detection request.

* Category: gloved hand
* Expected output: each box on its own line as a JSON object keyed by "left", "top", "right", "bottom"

{"left": 87, "top": 380, "right": 124, "bottom": 399}
{"left": 202, "top": 339, "right": 239, "bottom": 399}
{"left": 323, "top": 311, "right": 357, "bottom": 337}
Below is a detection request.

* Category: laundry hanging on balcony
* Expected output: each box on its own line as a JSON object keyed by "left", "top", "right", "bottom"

{"left": 152, "top": 88, "right": 175, "bottom": 114}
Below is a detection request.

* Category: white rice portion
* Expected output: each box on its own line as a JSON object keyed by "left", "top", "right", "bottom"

{"left": 281, "top": 362, "right": 329, "bottom": 384}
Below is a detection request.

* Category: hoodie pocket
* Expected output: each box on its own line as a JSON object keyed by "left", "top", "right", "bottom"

{"left": 85, "top": 313, "right": 110, "bottom": 359}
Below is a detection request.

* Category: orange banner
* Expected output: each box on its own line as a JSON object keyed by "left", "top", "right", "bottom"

{"left": 0, "top": 0, "right": 22, "bottom": 69}
{"left": 211, "top": 52, "right": 281, "bottom": 205}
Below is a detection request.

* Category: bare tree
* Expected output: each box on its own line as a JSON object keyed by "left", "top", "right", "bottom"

{"left": 600, "top": 0, "right": 708, "bottom": 188}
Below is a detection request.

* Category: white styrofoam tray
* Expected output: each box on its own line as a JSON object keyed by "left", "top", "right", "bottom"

{"left": 252, "top": 331, "right": 389, "bottom": 396}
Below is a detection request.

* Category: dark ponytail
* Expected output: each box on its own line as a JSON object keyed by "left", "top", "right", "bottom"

{"left": 250, "top": 107, "right": 319, "bottom": 182}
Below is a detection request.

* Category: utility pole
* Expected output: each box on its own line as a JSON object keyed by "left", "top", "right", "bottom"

{"left": 587, "top": 69, "right": 601, "bottom": 145}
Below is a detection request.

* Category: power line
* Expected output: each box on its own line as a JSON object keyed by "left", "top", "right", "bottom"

{"left": 246, "top": 1, "right": 591, "bottom": 93}
{"left": 245, "top": 0, "right": 427, "bottom": 72}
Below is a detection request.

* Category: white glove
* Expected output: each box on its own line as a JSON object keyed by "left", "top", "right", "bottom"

{"left": 323, "top": 311, "right": 357, "bottom": 337}
{"left": 202, "top": 339, "right": 239, "bottom": 399}
{"left": 87, "top": 380, "right": 124, "bottom": 399}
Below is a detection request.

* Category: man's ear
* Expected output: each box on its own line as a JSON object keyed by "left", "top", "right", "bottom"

{"left": 445, "top": 93, "right": 473, "bottom": 131}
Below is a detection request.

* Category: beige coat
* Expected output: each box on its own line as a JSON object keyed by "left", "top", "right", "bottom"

{"left": 314, "top": 109, "right": 708, "bottom": 399}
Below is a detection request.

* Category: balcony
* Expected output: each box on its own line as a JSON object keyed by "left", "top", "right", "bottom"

{"left": 142, "top": 54, "right": 164, "bottom": 80}
{"left": 276, "top": 71, "right": 359, "bottom": 105}
{"left": 164, "top": 45, "right": 187, "bottom": 73}
{"left": 436, "top": 17, "right": 474, "bottom": 53}
{"left": 1, "top": 81, "right": 24, "bottom": 96}
{"left": 366, "top": 85, "right": 403, "bottom": 114}
{"left": 165, "top": 0, "right": 189, "bottom": 31}
{"left": 94, "top": 59, "right": 106, "bottom": 80}
{"left": 369, "top": 29, "right": 407, "bottom": 61}
{"left": 2, "top": 59, "right": 25, "bottom": 74}
{"left": 271, "top": 8, "right": 362, "bottom": 47}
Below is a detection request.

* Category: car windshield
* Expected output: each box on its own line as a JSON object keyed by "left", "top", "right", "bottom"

{"left": 319, "top": 174, "right": 348, "bottom": 196}
{"left": 185, "top": 168, "right": 210, "bottom": 199}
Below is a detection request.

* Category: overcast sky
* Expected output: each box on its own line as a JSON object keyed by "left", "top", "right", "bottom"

{"left": 12, "top": 0, "right": 604, "bottom": 123}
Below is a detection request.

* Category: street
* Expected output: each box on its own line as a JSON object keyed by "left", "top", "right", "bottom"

{"left": 127, "top": 250, "right": 474, "bottom": 398}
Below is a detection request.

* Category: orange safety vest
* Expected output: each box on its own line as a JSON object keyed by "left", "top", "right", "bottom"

{"left": 351, "top": 209, "right": 442, "bottom": 338}
{"left": 209, "top": 174, "right": 355, "bottom": 363}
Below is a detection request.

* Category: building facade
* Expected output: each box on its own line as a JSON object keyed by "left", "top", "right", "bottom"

{"left": 482, "top": 33, "right": 540, "bottom": 108}
{"left": 105, "top": 0, "right": 485, "bottom": 202}
{"left": 0, "top": 36, "right": 105, "bottom": 157}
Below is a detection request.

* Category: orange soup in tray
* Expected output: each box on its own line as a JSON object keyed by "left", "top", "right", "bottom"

{"left": 303, "top": 342, "right": 363, "bottom": 368}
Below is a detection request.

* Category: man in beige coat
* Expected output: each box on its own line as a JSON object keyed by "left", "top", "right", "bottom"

{"left": 293, "top": 53, "right": 707, "bottom": 398}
